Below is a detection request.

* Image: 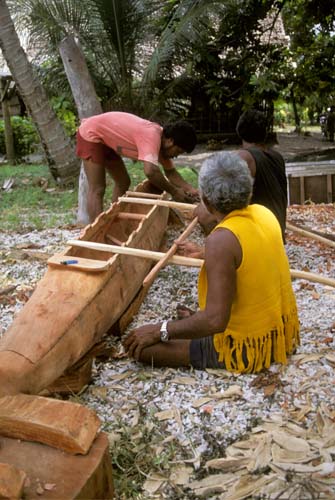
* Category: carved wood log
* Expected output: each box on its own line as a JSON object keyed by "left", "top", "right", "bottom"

{"left": 0, "top": 395, "right": 100, "bottom": 455}
{"left": 0, "top": 188, "right": 169, "bottom": 397}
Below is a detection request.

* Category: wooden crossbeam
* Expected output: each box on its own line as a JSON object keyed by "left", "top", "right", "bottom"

{"left": 287, "top": 223, "right": 335, "bottom": 248}
{"left": 118, "top": 196, "right": 197, "bottom": 211}
{"left": 125, "top": 191, "right": 163, "bottom": 199}
{"left": 66, "top": 239, "right": 203, "bottom": 267}
{"left": 116, "top": 212, "right": 146, "bottom": 220}
{"left": 66, "top": 239, "right": 335, "bottom": 287}
{"left": 143, "top": 216, "right": 199, "bottom": 287}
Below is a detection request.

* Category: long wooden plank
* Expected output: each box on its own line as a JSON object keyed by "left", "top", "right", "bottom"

{"left": 290, "top": 269, "right": 335, "bottom": 287}
{"left": 287, "top": 223, "right": 335, "bottom": 248}
{"left": 66, "top": 239, "right": 203, "bottom": 267}
{"left": 126, "top": 190, "right": 163, "bottom": 199}
{"left": 67, "top": 239, "right": 335, "bottom": 287}
{"left": 118, "top": 196, "right": 197, "bottom": 211}
{"left": 0, "top": 395, "right": 101, "bottom": 455}
{"left": 143, "top": 216, "right": 199, "bottom": 287}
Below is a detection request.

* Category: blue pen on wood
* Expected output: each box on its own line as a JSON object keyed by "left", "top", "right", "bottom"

{"left": 60, "top": 259, "right": 78, "bottom": 265}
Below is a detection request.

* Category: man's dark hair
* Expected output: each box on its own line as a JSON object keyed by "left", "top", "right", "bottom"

{"left": 163, "top": 121, "right": 197, "bottom": 153}
{"left": 236, "top": 109, "right": 268, "bottom": 143}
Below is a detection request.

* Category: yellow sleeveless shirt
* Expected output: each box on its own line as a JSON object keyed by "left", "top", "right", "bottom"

{"left": 198, "top": 204, "right": 300, "bottom": 373}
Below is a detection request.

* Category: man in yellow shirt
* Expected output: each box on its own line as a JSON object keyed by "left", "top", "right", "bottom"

{"left": 124, "top": 151, "right": 299, "bottom": 374}
{"left": 76, "top": 112, "right": 198, "bottom": 221}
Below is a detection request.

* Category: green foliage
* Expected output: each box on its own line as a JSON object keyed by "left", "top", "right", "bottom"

{"left": 9, "top": 0, "right": 335, "bottom": 136}
{"left": 0, "top": 98, "right": 77, "bottom": 161}
{"left": 51, "top": 96, "right": 78, "bottom": 136}
{"left": 0, "top": 117, "right": 39, "bottom": 157}
{"left": 282, "top": 0, "right": 335, "bottom": 113}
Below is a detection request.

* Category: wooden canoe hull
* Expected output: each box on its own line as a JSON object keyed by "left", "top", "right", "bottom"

{"left": 0, "top": 185, "right": 169, "bottom": 396}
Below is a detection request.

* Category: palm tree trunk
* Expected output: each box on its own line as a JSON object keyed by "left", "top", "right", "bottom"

{"left": 59, "top": 34, "right": 103, "bottom": 224}
{"left": 0, "top": 0, "right": 79, "bottom": 183}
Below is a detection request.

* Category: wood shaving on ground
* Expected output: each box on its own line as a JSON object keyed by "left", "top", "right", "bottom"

{"left": 0, "top": 204, "right": 334, "bottom": 500}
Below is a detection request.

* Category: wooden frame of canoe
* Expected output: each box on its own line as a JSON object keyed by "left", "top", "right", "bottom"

{"left": 0, "top": 183, "right": 170, "bottom": 397}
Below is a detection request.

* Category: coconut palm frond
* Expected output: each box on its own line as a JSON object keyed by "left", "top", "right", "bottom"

{"left": 141, "top": 0, "right": 225, "bottom": 91}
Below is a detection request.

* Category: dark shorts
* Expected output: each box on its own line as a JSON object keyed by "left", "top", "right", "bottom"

{"left": 76, "top": 130, "right": 121, "bottom": 164}
{"left": 190, "top": 336, "right": 249, "bottom": 370}
{"left": 190, "top": 336, "right": 227, "bottom": 369}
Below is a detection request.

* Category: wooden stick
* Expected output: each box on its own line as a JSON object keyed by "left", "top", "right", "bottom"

{"left": 143, "top": 217, "right": 199, "bottom": 287}
{"left": 116, "top": 212, "right": 146, "bottom": 220}
{"left": 66, "top": 240, "right": 335, "bottom": 287}
{"left": 290, "top": 269, "right": 335, "bottom": 287}
{"left": 66, "top": 239, "right": 203, "bottom": 267}
{"left": 287, "top": 223, "right": 335, "bottom": 248}
{"left": 125, "top": 191, "right": 163, "bottom": 199}
{"left": 105, "top": 235, "right": 123, "bottom": 246}
{"left": 118, "top": 196, "right": 197, "bottom": 211}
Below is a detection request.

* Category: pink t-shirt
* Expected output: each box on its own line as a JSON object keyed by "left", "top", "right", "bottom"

{"left": 78, "top": 112, "right": 173, "bottom": 169}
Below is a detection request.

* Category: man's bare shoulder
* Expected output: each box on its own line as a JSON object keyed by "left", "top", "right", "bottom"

{"left": 236, "top": 149, "right": 256, "bottom": 176}
{"left": 206, "top": 227, "right": 242, "bottom": 268}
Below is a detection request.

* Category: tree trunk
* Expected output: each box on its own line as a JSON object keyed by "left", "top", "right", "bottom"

{"left": 59, "top": 35, "right": 103, "bottom": 224}
{"left": 0, "top": 77, "right": 15, "bottom": 162}
{"left": 0, "top": 0, "right": 79, "bottom": 184}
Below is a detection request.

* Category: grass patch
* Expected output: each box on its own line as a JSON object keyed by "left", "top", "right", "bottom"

{"left": 0, "top": 162, "right": 198, "bottom": 232}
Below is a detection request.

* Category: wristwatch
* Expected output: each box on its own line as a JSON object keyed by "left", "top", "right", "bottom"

{"left": 160, "top": 320, "right": 170, "bottom": 342}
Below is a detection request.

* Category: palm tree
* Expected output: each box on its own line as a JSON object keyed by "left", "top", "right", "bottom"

{"left": 11, "top": 0, "right": 158, "bottom": 113}
{"left": 0, "top": 0, "right": 79, "bottom": 184}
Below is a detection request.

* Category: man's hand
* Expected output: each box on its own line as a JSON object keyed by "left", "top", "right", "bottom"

{"left": 172, "top": 187, "right": 200, "bottom": 204}
{"left": 123, "top": 324, "right": 161, "bottom": 360}
{"left": 175, "top": 240, "right": 204, "bottom": 259}
{"left": 193, "top": 203, "right": 216, "bottom": 235}
{"left": 184, "top": 189, "right": 200, "bottom": 203}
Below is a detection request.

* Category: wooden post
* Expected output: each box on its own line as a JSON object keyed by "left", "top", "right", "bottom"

{"left": 326, "top": 174, "right": 332, "bottom": 203}
{"left": 299, "top": 176, "right": 305, "bottom": 204}
{"left": 0, "top": 77, "right": 15, "bottom": 162}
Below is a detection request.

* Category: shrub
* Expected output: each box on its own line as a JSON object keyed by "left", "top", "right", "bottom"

{"left": 51, "top": 96, "right": 78, "bottom": 137}
{"left": 0, "top": 116, "right": 39, "bottom": 157}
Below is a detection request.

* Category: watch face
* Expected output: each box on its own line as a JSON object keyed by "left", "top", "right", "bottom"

{"left": 160, "top": 330, "right": 169, "bottom": 342}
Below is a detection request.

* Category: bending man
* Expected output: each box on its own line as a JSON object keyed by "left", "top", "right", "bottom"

{"left": 76, "top": 112, "right": 198, "bottom": 221}
{"left": 124, "top": 151, "right": 299, "bottom": 374}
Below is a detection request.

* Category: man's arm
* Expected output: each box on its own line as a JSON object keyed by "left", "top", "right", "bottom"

{"left": 163, "top": 166, "right": 199, "bottom": 198}
{"left": 143, "top": 161, "right": 186, "bottom": 201}
{"left": 123, "top": 228, "right": 241, "bottom": 359}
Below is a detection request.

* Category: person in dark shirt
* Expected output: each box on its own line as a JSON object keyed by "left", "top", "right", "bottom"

{"left": 194, "top": 109, "right": 287, "bottom": 243}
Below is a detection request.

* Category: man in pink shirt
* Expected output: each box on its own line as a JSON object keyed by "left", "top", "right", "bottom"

{"left": 76, "top": 112, "right": 198, "bottom": 221}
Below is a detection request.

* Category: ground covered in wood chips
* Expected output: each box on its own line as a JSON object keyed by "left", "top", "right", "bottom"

{"left": 0, "top": 200, "right": 334, "bottom": 499}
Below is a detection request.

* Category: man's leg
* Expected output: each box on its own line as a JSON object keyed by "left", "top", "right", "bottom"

{"left": 83, "top": 158, "right": 106, "bottom": 222}
{"left": 138, "top": 339, "right": 191, "bottom": 368}
{"left": 106, "top": 157, "right": 131, "bottom": 202}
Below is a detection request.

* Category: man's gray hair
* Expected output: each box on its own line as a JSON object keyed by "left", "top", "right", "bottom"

{"left": 199, "top": 151, "right": 253, "bottom": 214}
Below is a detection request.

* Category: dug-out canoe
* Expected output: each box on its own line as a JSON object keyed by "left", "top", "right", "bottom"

{"left": 0, "top": 184, "right": 169, "bottom": 397}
